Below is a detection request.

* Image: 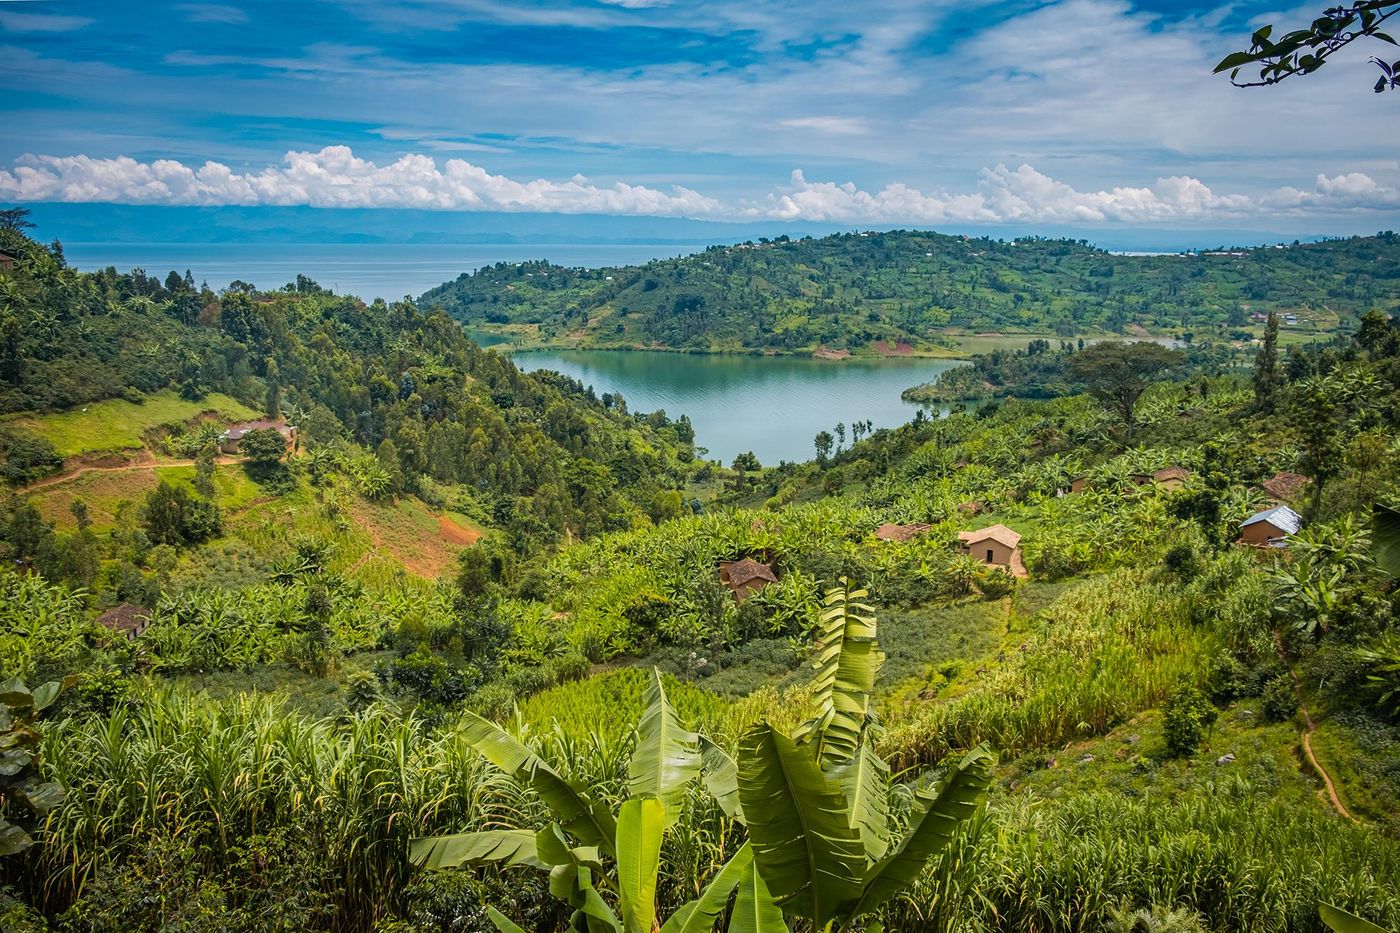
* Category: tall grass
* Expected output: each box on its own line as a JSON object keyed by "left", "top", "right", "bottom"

{"left": 894, "top": 788, "right": 1400, "bottom": 932}
{"left": 879, "top": 570, "right": 1219, "bottom": 769}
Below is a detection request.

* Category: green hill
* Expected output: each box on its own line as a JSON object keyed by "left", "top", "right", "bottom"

{"left": 419, "top": 229, "right": 1400, "bottom": 353}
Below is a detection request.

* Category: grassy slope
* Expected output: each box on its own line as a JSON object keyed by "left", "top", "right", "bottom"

{"left": 10, "top": 390, "right": 258, "bottom": 457}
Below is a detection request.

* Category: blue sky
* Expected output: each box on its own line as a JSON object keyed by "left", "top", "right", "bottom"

{"left": 2, "top": 0, "right": 1399, "bottom": 234}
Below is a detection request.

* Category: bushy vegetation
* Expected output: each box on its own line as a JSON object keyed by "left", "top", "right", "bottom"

{"left": 3, "top": 221, "right": 1400, "bottom": 931}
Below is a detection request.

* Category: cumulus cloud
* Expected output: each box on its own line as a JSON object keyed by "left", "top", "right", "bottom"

{"left": 760, "top": 165, "right": 1397, "bottom": 225}
{"left": 2, "top": 147, "right": 1397, "bottom": 226}
{"left": 0, "top": 146, "right": 723, "bottom": 216}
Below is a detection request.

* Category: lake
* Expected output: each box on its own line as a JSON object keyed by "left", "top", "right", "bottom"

{"left": 58, "top": 242, "right": 697, "bottom": 300}
{"left": 513, "top": 350, "right": 965, "bottom": 464}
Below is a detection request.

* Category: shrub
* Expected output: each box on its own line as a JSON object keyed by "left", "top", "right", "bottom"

{"left": 468, "top": 682, "right": 516, "bottom": 721}
{"left": 1162, "top": 685, "right": 1218, "bottom": 757}
{"left": 977, "top": 567, "right": 1018, "bottom": 599}
{"left": 1204, "top": 651, "right": 1249, "bottom": 704}
{"left": 0, "top": 428, "right": 62, "bottom": 485}
{"left": 1261, "top": 674, "right": 1299, "bottom": 724}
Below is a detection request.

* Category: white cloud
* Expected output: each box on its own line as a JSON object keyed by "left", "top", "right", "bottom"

{"left": 758, "top": 164, "right": 1398, "bottom": 224}
{"left": 0, "top": 11, "right": 93, "bottom": 33}
{"left": 173, "top": 4, "right": 250, "bottom": 25}
{"left": 2, "top": 147, "right": 1397, "bottom": 226}
{"left": 779, "top": 116, "right": 870, "bottom": 136}
{"left": 0, "top": 146, "right": 723, "bottom": 216}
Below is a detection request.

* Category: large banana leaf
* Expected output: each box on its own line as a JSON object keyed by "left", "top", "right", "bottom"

{"left": 410, "top": 828, "right": 544, "bottom": 871}
{"left": 792, "top": 582, "right": 882, "bottom": 768}
{"left": 1320, "top": 903, "right": 1393, "bottom": 933}
{"left": 699, "top": 735, "right": 745, "bottom": 824}
{"left": 617, "top": 797, "right": 665, "bottom": 933}
{"left": 728, "top": 860, "right": 788, "bottom": 933}
{"left": 628, "top": 670, "right": 701, "bottom": 824}
{"left": 737, "top": 723, "right": 865, "bottom": 927}
{"left": 830, "top": 742, "right": 890, "bottom": 863}
{"left": 538, "top": 825, "right": 621, "bottom": 932}
{"left": 661, "top": 843, "right": 754, "bottom": 933}
{"left": 850, "top": 745, "right": 994, "bottom": 917}
{"left": 486, "top": 907, "right": 529, "bottom": 933}
{"left": 455, "top": 710, "right": 618, "bottom": 856}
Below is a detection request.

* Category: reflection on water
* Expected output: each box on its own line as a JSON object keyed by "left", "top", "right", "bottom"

{"left": 514, "top": 349, "right": 965, "bottom": 464}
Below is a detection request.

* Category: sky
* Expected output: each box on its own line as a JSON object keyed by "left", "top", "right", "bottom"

{"left": 2, "top": 0, "right": 1399, "bottom": 238}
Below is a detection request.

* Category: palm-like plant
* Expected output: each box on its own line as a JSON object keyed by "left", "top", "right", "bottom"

{"left": 411, "top": 580, "right": 994, "bottom": 932}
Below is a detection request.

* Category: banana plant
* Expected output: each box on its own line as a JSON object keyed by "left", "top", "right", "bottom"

{"left": 736, "top": 579, "right": 995, "bottom": 933}
{"left": 412, "top": 580, "right": 994, "bottom": 933}
{"left": 411, "top": 669, "right": 754, "bottom": 933}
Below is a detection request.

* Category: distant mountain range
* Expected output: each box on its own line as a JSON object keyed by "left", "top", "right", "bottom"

{"left": 23, "top": 202, "right": 1347, "bottom": 254}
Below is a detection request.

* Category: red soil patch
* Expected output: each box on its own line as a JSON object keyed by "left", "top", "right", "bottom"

{"left": 438, "top": 515, "right": 482, "bottom": 546}
{"left": 876, "top": 340, "right": 914, "bottom": 356}
{"left": 813, "top": 347, "right": 851, "bottom": 360}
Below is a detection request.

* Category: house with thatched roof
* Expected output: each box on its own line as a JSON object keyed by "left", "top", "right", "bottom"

{"left": 957, "top": 524, "right": 1023, "bottom": 572}
{"left": 1239, "top": 505, "right": 1303, "bottom": 549}
{"left": 875, "top": 522, "right": 932, "bottom": 542}
{"left": 719, "top": 558, "right": 778, "bottom": 601}
{"left": 96, "top": 603, "right": 150, "bottom": 640}
{"left": 1258, "top": 471, "right": 1309, "bottom": 506}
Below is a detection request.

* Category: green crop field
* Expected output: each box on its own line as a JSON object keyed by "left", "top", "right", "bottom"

{"left": 10, "top": 390, "right": 259, "bottom": 458}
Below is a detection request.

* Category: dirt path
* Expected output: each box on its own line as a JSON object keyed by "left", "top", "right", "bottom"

{"left": 1274, "top": 630, "right": 1356, "bottom": 822}
{"left": 24, "top": 454, "right": 246, "bottom": 491}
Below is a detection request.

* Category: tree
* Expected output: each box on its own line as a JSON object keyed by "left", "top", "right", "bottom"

{"left": 1215, "top": 1, "right": 1400, "bottom": 93}
{"left": 1068, "top": 341, "right": 1184, "bottom": 440}
{"left": 263, "top": 358, "right": 282, "bottom": 418}
{"left": 237, "top": 428, "right": 287, "bottom": 465}
{"left": 141, "top": 481, "right": 221, "bottom": 546}
{"left": 814, "top": 430, "right": 834, "bottom": 464}
{"left": 1254, "top": 312, "right": 1283, "bottom": 411}
{"left": 0, "top": 207, "right": 33, "bottom": 233}
{"left": 193, "top": 444, "right": 217, "bottom": 498}
{"left": 732, "top": 451, "right": 761, "bottom": 472}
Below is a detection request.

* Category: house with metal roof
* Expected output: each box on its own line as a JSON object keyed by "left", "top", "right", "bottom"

{"left": 1239, "top": 505, "right": 1303, "bottom": 548}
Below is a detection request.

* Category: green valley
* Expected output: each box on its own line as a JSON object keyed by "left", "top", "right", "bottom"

{"left": 2, "top": 223, "right": 1400, "bottom": 933}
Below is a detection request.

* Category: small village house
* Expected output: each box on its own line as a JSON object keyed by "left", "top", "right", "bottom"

{"left": 220, "top": 419, "right": 294, "bottom": 455}
{"left": 0, "top": 250, "right": 15, "bottom": 271}
{"left": 1068, "top": 476, "right": 1089, "bottom": 494}
{"left": 1258, "top": 470, "right": 1309, "bottom": 506}
{"left": 875, "top": 522, "right": 932, "bottom": 542}
{"left": 957, "top": 524, "right": 1023, "bottom": 572}
{"left": 719, "top": 557, "right": 778, "bottom": 601}
{"left": 95, "top": 604, "right": 150, "bottom": 641}
{"left": 1152, "top": 466, "right": 1191, "bottom": 491}
{"left": 1238, "top": 505, "right": 1303, "bottom": 548}
{"left": 1130, "top": 466, "right": 1191, "bottom": 490}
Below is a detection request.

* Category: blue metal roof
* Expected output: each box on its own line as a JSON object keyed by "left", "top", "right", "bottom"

{"left": 1241, "top": 505, "right": 1302, "bottom": 536}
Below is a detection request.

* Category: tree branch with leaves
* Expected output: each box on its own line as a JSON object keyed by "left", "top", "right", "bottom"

{"left": 1215, "top": 1, "right": 1400, "bottom": 93}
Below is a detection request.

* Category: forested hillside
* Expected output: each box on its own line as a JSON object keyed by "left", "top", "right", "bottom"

{"left": 419, "top": 229, "right": 1400, "bottom": 353}
{"left": 3, "top": 222, "right": 1400, "bottom": 932}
